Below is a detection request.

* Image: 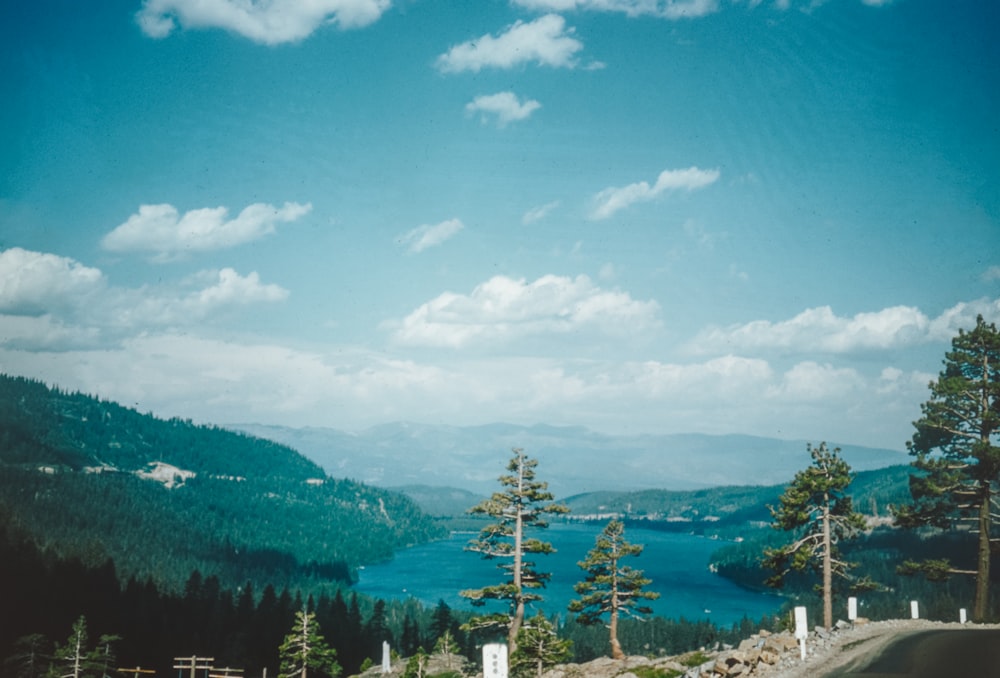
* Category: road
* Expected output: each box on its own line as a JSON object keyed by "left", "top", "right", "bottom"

{"left": 820, "top": 629, "right": 1000, "bottom": 677}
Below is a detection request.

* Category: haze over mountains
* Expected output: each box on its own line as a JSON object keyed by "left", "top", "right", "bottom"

{"left": 232, "top": 422, "right": 908, "bottom": 497}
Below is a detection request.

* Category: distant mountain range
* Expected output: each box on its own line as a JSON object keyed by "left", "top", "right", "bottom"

{"left": 230, "top": 422, "right": 909, "bottom": 497}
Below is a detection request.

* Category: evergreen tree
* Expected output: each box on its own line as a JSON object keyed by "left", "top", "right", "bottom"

{"left": 763, "top": 442, "right": 869, "bottom": 630}
{"left": 894, "top": 315, "right": 1000, "bottom": 622}
{"left": 277, "top": 610, "right": 341, "bottom": 678}
{"left": 400, "top": 613, "right": 421, "bottom": 657}
{"left": 402, "top": 647, "right": 429, "bottom": 678}
{"left": 91, "top": 634, "right": 120, "bottom": 678}
{"left": 509, "top": 612, "right": 572, "bottom": 678}
{"left": 568, "top": 519, "right": 659, "bottom": 659}
{"left": 5, "top": 634, "right": 49, "bottom": 678}
{"left": 429, "top": 599, "right": 454, "bottom": 645}
{"left": 432, "top": 630, "right": 459, "bottom": 670}
{"left": 460, "top": 448, "right": 568, "bottom": 654}
{"left": 47, "top": 616, "right": 106, "bottom": 678}
{"left": 363, "top": 599, "right": 392, "bottom": 664}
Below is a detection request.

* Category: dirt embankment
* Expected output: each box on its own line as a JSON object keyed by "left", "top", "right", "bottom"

{"left": 540, "top": 618, "right": 1000, "bottom": 678}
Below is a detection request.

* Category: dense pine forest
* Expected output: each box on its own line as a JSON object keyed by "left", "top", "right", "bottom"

{"left": 0, "top": 374, "right": 444, "bottom": 594}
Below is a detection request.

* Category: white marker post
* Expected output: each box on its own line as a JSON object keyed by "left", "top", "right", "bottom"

{"left": 910, "top": 601, "right": 919, "bottom": 619}
{"left": 848, "top": 597, "right": 858, "bottom": 623}
{"left": 483, "top": 643, "right": 508, "bottom": 678}
{"left": 794, "top": 606, "right": 808, "bottom": 660}
{"left": 381, "top": 641, "right": 390, "bottom": 673}
{"left": 960, "top": 608, "right": 968, "bottom": 624}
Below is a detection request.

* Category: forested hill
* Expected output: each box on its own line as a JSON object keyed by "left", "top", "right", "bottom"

{"left": 0, "top": 374, "right": 444, "bottom": 593}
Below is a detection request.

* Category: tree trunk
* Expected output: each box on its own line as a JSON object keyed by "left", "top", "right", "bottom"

{"left": 610, "top": 557, "right": 624, "bottom": 659}
{"left": 975, "top": 483, "right": 991, "bottom": 623}
{"left": 609, "top": 609, "right": 623, "bottom": 660}
{"left": 509, "top": 452, "right": 526, "bottom": 654}
{"left": 822, "top": 501, "right": 833, "bottom": 631}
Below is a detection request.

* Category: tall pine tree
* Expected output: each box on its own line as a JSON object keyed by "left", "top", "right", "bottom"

{"left": 763, "top": 442, "right": 869, "bottom": 630}
{"left": 277, "top": 609, "right": 341, "bottom": 678}
{"left": 895, "top": 314, "right": 1000, "bottom": 622}
{"left": 568, "top": 519, "right": 658, "bottom": 659}
{"left": 460, "top": 448, "right": 568, "bottom": 654}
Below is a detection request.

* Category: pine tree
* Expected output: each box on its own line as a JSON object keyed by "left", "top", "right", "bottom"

{"left": 277, "top": 609, "right": 341, "bottom": 678}
{"left": 568, "top": 519, "right": 659, "bottom": 659}
{"left": 47, "top": 616, "right": 104, "bottom": 678}
{"left": 894, "top": 314, "right": 1000, "bottom": 622}
{"left": 5, "top": 634, "right": 49, "bottom": 678}
{"left": 402, "top": 647, "right": 429, "bottom": 678}
{"left": 460, "top": 448, "right": 568, "bottom": 654}
{"left": 763, "top": 442, "right": 869, "bottom": 630}
{"left": 509, "top": 612, "right": 572, "bottom": 678}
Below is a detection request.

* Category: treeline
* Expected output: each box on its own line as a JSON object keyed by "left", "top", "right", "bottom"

{"left": 0, "top": 514, "right": 469, "bottom": 676}
{"left": 564, "top": 464, "right": 914, "bottom": 538}
{"left": 0, "top": 374, "right": 319, "bottom": 478}
{"left": 0, "top": 374, "right": 445, "bottom": 594}
{"left": 711, "top": 526, "right": 999, "bottom": 623}
{"left": 1, "top": 512, "right": 779, "bottom": 676}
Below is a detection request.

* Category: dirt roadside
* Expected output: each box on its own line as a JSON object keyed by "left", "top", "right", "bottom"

{"left": 763, "top": 618, "right": 1000, "bottom": 678}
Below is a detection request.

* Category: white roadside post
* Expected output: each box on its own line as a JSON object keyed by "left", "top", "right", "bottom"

{"left": 960, "top": 608, "right": 968, "bottom": 624}
{"left": 848, "top": 597, "right": 858, "bottom": 624}
{"left": 483, "top": 643, "right": 509, "bottom": 678}
{"left": 910, "top": 601, "right": 919, "bottom": 620}
{"left": 794, "top": 606, "right": 808, "bottom": 661}
{"left": 381, "top": 641, "right": 391, "bottom": 673}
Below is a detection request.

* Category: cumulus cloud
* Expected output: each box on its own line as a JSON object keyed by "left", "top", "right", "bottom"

{"left": 589, "top": 167, "right": 720, "bottom": 220}
{"left": 512, "top": 0, "right": 720, "bottom": 19}
{"left": 392, "top": 274, "right": 661, "bottom": 347}
{"left": 690, "top": 299, "right": 1000, "bottom": 355}
{"left": 102, "top": 202, "right": 311, "bottom": 260}
{"left": 0, "top": 248, "right": 288, "bottom": 351}
{"left": 436, "top": 14, "right": 583, "bottom": 73}
{"left": 135, "top": 0, "right": 390, "bottom": 44}
{"left": 982, "top": 266, "right": 1000, "bottom": 282}
{"left": 399, "top": 218, "right": 464, "bottom": 253}
{"left": 0, "top": 248, "right": 105, "bottom": 316}
{"left": 466, "top": 92, "right": 542, "bottom": 127}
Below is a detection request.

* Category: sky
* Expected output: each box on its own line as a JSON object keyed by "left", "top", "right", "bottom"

{"left": 1, "top": 0, "right": 998, "bottom": 453}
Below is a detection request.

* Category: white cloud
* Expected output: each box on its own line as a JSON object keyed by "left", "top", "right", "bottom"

{"left": 0, "top": 329, "right": 929, "bottom": 451}
{"left": 0, "top": 248, "right": 105, "bottom": 316}
{"left": 466, "top": 92, "right": 542, "bottom": 127}
{"left": 392, "top": 274, "right": 661, "bottom": 348}
{"left": 511, "top": 0, "right": 720, "bottom": 19}
{"left": 436, "top": 14, "right": 583, "bottom": 73}
{"left": 102, "top": 202, "right": 312, "bottom": 260}
{"left": 982, "top": 266, "right": 1000, "bottom": 282}
{"left": 522, "top": 201, "right": 561, "bottom": 225}
{"left": 135, "top": 0, "right": 390, "bottom": 44}
{"left": 589, "top": 167, "right": 720, "bottom": 220}
{"left": 690, "top": 299, "right": 1000, "bottom": 355}
{"left": 0, "top": 248, "right": 288, "bottom": 351}
{"left": 399, "top": 218, "right": 464, "bottom": 253}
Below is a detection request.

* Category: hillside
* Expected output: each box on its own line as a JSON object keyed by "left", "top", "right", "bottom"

{"left": 232, "top": 422, "right": 908, "bottom": 496}
{"left": 0, "top": 374, "right": 444, "bottom": 593}
{"left": 562, "top": 464, "right": 914, "bottom": 529}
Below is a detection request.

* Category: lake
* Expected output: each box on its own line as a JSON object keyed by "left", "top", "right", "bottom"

{"left": 355, "top": 522, "right": 782, "bottom": 627}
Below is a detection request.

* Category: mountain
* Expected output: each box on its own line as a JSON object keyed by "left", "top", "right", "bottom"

{"left": 0, "top": 375, "right": 444, "bottom": 593}
{"left": 231, "top": 421, "right": 908, "bottom": 497}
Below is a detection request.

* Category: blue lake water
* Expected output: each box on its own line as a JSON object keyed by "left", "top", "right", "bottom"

{"left": 355, "top": 522, "right": 781, "bottom": 627}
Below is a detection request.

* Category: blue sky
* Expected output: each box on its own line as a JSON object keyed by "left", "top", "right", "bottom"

{"left": 1, "top": 0, "right": 997, "bottom": 452}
